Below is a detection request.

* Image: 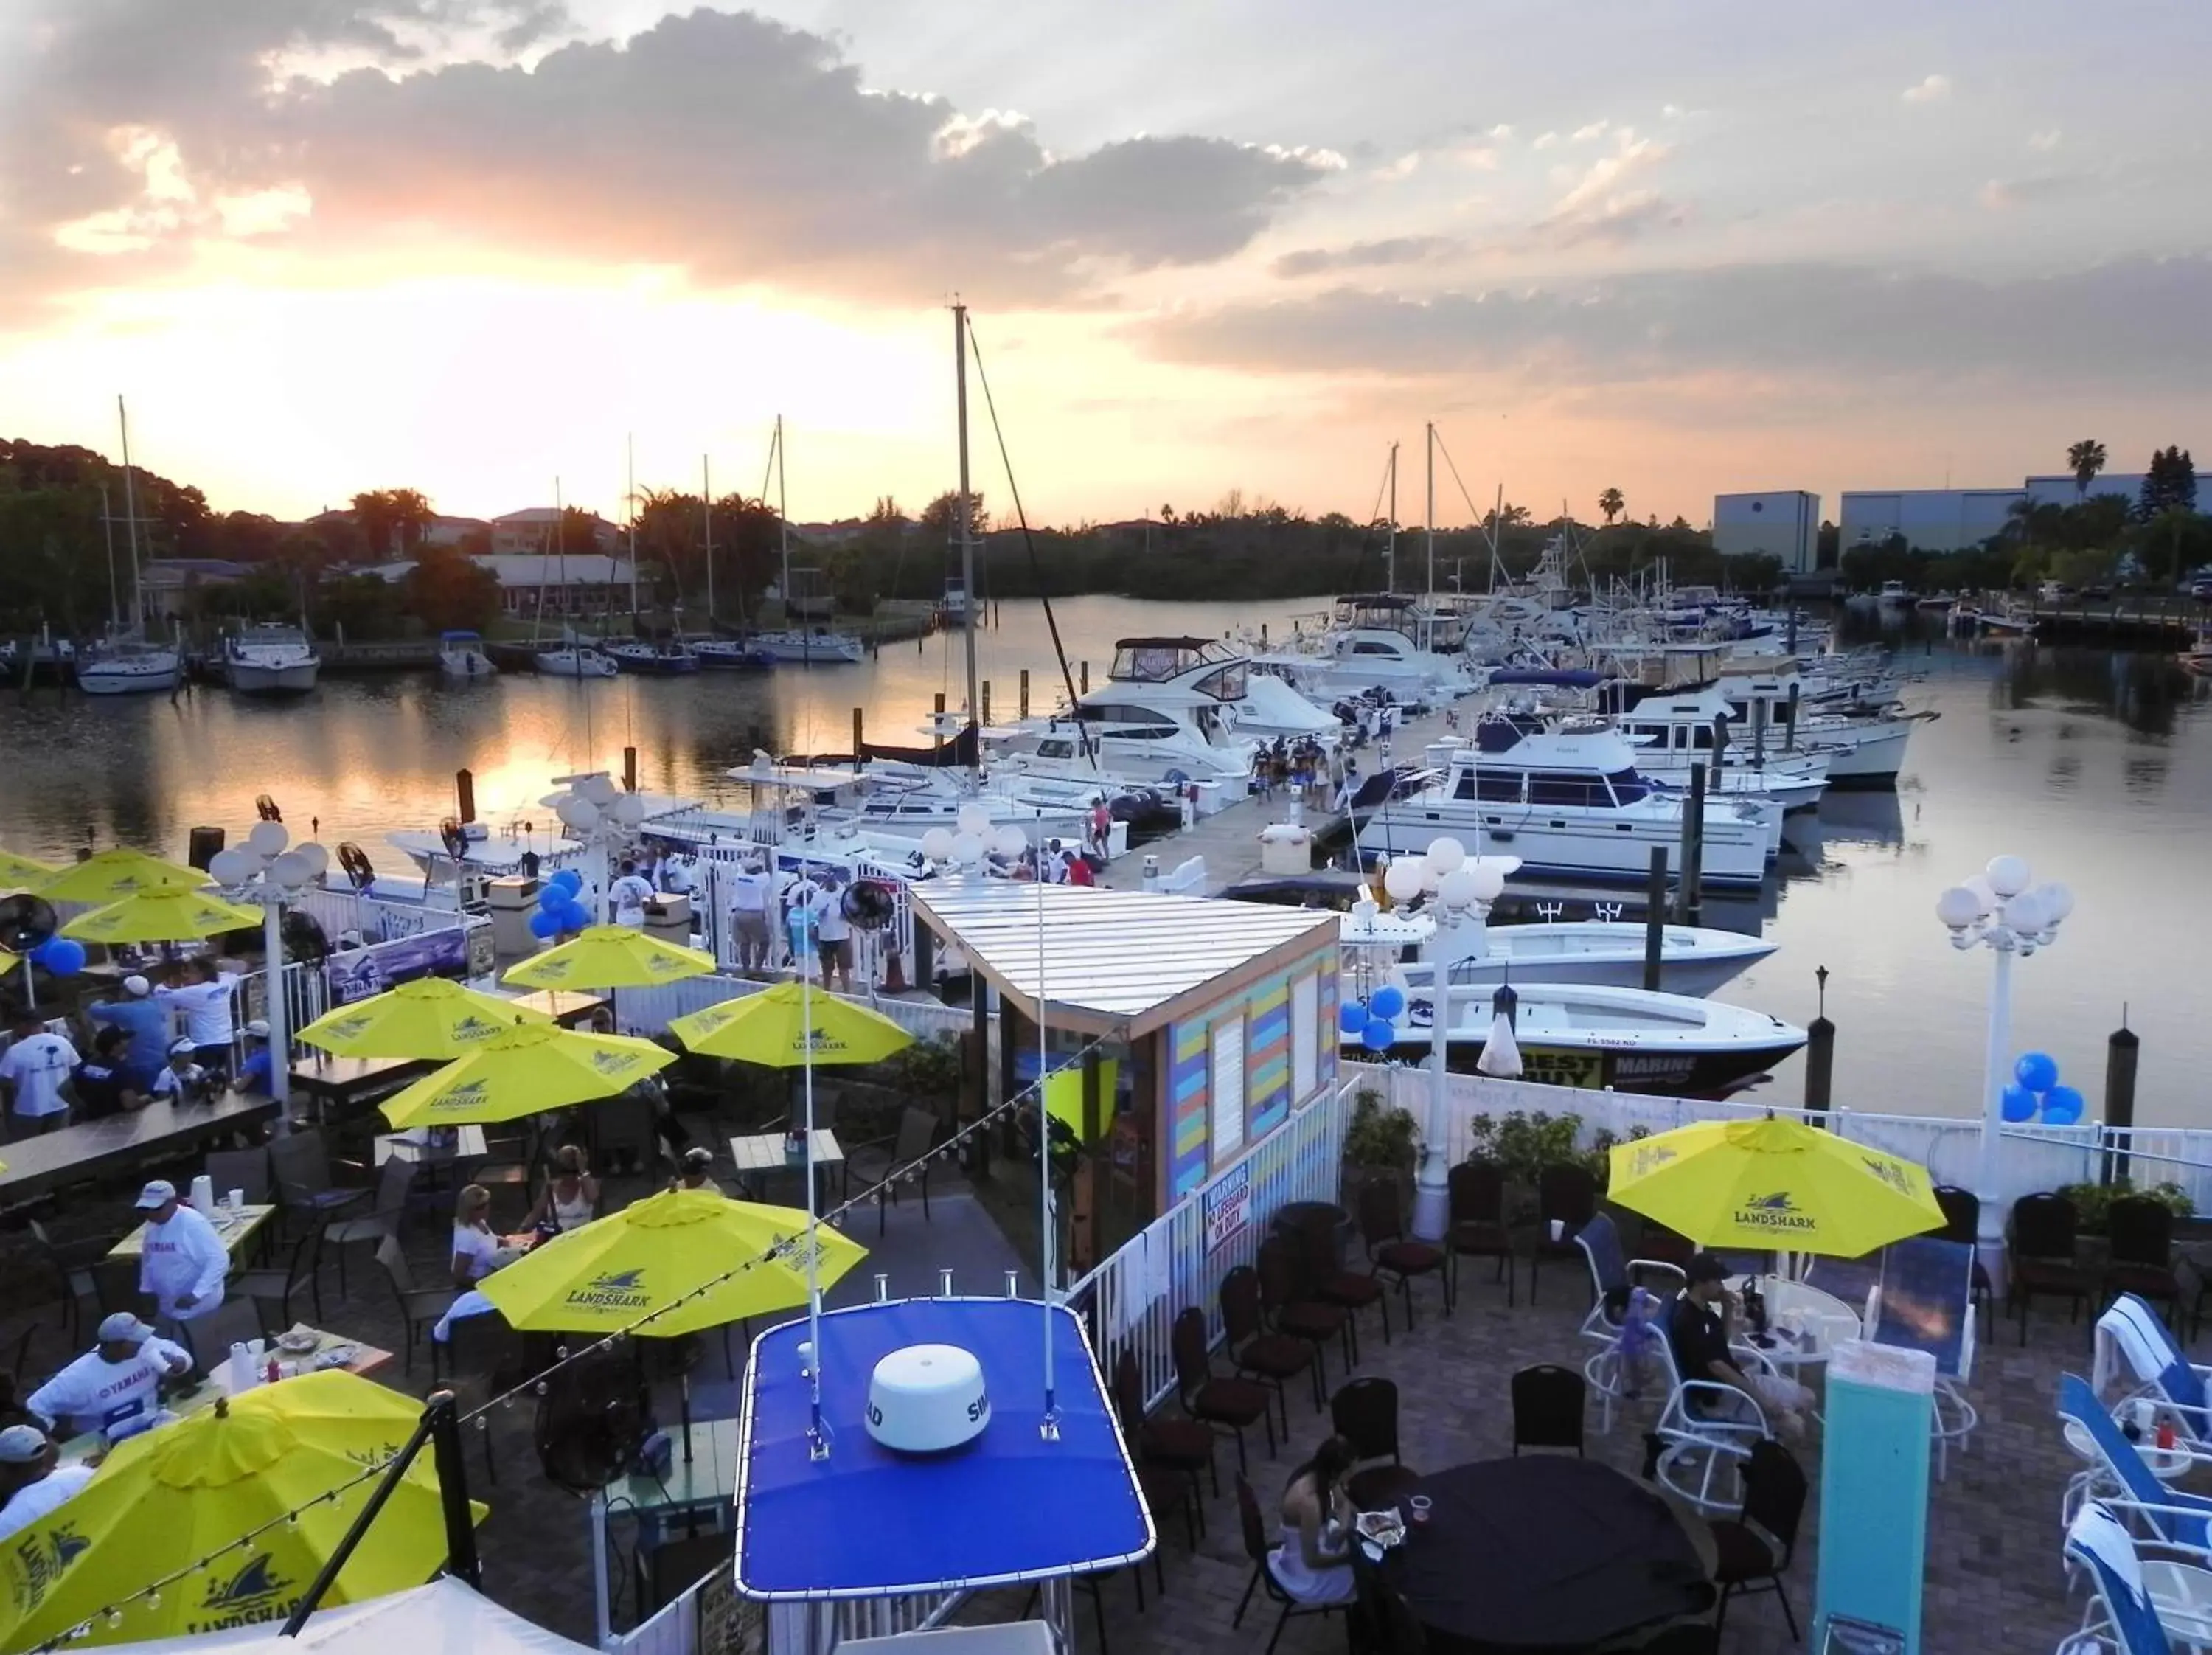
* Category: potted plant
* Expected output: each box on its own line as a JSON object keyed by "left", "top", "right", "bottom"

{"left": 1340, "top": 1087, "right": 1421, "bottom": 1209}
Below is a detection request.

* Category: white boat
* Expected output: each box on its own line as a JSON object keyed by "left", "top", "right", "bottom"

{"left": 694, "top": 638, "right": 776, "bottom": 670}
{"left": 1339, "top": 883, "right": 1775, "bottom": 998}
{"left": 939, "top": 581, "right": 973, "bottom": 628}
{"left": 646, "top": 758, "right": 1095, "bottom": 854}
{"left": 1877, "top": 580, "right": 1910, "bottom": 608}
{"left": 78, "top": 637, "right": 181, "bottom": 696}
{"left": 536, "top": 644, "right": 618, "bottom": 679}
{"left": 1594, "top": 688, "right": 1831, "bottom": 811}
{"left": 749, "top": 628, "right": 866, "bottom": 665}
{"left": 1354, "top": 719, "right": 1773, "bottom": 887}
{"left": 437, "top": 631, "right": 497, "bottom": 678}
{"left": 225, "top": 624, "right": 320, "bottom": 694}
{"left": 1254, "top": 594, "right": 1481, "bottom": 704}
{"left": 988, "top": 636, "right": 1261, "bottom": 786}
{"left": 605, "top": 636, "right": 700, "bottom": 674}
{"left": 1711, "top": 670, "right": 1914, "bottom": 787}
{"left": 1374, "top": 979, "right": 1807, "bottom": 1097}
{"left": 1228, "top": 668, "right": 1345, "bottom": 746}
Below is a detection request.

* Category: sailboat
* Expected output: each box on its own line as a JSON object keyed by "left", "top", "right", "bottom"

{"left": 533, "top": 479, "right": 616, "bottom": 678}
{"left": 77, "top": 397, "right": 183, "bottom": 696}
{"left": 606, "top": 437, "right": 700, "bottom": 673}
{"left": 694, "top": 448, "right": 775, "bottom": 671}
{"left": 747, "top": 418, "right": 865, "bottom": 665}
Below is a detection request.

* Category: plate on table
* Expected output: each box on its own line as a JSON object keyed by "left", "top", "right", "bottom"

{"left": 276, "top": 1329, "right": 322, "bottom": 1356}
{"left": 1356, "top": 1510, "right": 1406, "bottom": 1549}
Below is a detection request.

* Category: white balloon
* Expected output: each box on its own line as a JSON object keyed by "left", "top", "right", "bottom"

{"left": 1984, "top": 854, "right": 2031, "bottom": 899}
{"left": 295, "top": 842, "right": 330, "bottom": 878}
{"left": 1382, "top": 859, "right": 1426, "bottom": 903}
{"left": 557, "top": 797, "right": 600, "bottom": 831}
{"left": 1425, "top": 836, "right": 1467, "bottom": 874}
{"left": 207, "top": 847, "right": 256, "bottom": 887}
{"left": 611, "top": 793, "right": 647, "bottom": 826}
{"left": 1468, "top": 861, "right": 1507, "bottom": 904}
{"left": 991, "top": 825, "right": 1029, "bottom": 859}
{"left": 956, "top": 803, "right": 992, "bottom": 836}
{"left": 921, "top": 828, "right": 956, "bottom": 863}
{"left": 247, "top": 821, "right": 290, "bottom": 858}
{"left": 950, "top": 830, "right": 984, "bottom": 866}
{"left": 580, "top": 774, "right": 620, "bottom": 808}
{"left": 270, "top": 850, "right": 316, "bottom": 889}
{"left": 1436, "top": 867, "right": 1481, "bottom": 909}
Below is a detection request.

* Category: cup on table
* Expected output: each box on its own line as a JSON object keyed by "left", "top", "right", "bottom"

{"left": 226, "top": 1189, "right": 245, "bottom": 1213}
{"left": 1548, "top": 1220, "right": 1565, "bottom": 1242}
{"left": 1408, "top": 1495, "right": 1433, "bottom": 1527}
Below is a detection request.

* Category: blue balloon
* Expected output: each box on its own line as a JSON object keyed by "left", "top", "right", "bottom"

{"left": 558, "top": 901, "right": 593, "bottom": 933}
{"left": 528, "top": 909, "right": 563, "bottom": 939}
{"left": 1361, "top": 1014, "right": 1397, "bottom": 1052}
{"left": 1370, "top": 985, "right": 1406, "bottom": 1021}
{"left": 550, "top": 868, "right": 585, "bottom": 896}
{"left": 2014, "top": 1051, "right": 2059, "bottom": 1093}
{"left": 32, "top": 937, "right": 86, "bottom": 976}
{"left": 1338, "top": 1001, "right": 1367, "bottom": 1037}
{"left": 538, "top": 883, "right": 568, "bottom": 912}
{"left": 2000, "top": 1082, "right": 2038, "bottom": 1123}
{"left": 2042, "top": 1083, "right": 2086, "bottom": 1125}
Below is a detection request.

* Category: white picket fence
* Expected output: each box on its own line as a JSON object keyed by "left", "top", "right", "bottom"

{"left": 1065, "top": 1074, "right": 1359, "bottom": 1413}
{"left": 616, "top": 1570, "right": 959, "bottom": 1655}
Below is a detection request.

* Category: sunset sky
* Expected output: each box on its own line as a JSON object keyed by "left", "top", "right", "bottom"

{"left": 2, "top": 0, "right": 2205, "bottom": 531}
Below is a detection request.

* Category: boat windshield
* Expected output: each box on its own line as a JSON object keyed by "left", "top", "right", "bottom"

{"left": 1110, "top": 637, "right": 1244, "bottom": 692}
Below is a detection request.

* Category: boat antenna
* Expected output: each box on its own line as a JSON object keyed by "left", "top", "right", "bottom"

{"left": 100, "top": 485, "right": 120, "bottom": 634}
{"left": 953, "top": 301, "right": 981, "bottom": 765}
{"left": 117, "top": 398, "right": 142, "bottom": 632}
{"left": 964, "top": 310, "right": 1095, "bottom": 765}
{"left": 1036, "top": 859, "right": 1059, "bottom": 1439}
{"left": 702, "top": 454, "right": 714, "bottom": 630}
{"left": 627, "top": 433, "right": 639, "bottom": 620}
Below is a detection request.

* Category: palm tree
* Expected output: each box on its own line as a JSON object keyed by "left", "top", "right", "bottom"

{"left": 2067, "top": 440, "right": 2107, "bottom": 501}
{"left": 1598, "top": 488, "right": 1624, "bottom": 526}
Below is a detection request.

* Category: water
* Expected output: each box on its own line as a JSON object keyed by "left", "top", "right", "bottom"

{"left": 2, "top": 599, "right": 2208, "bottom": 1123}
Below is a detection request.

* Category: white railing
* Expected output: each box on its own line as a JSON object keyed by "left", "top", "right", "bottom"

{"left": 265, "top": 916, "right": 491, "bottom": 1060}
{"left": 616, "top": 1569, "right": 961, "bottom": 1655}
{"left": 1066, "top": 1074, "right": 1358, "bottom": 1413}
{"left": 293, "top": 885, "right": 462, "bottom": 944}
{"left": 616, "top": 974, "right": 970, "bottom": 1044}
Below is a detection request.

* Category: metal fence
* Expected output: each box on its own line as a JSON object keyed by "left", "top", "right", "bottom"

{"left": 616, "top": 1570, "right": 961, "bottom": 1655}
{"left": 1065, "top": 1074, "right": 1359, "bottom": 1413}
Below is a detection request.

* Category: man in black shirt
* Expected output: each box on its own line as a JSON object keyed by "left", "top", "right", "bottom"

{"left": 1669, "top": 1253, "right": 1812, "bottom": 1437}
{"left": 71, "top": 1028, "right": 141, "bottom": 1120}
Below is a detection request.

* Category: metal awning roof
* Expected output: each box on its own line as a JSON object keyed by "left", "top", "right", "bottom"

{"left": 911, "top": 881, "right": 1338, "bottom": 1035}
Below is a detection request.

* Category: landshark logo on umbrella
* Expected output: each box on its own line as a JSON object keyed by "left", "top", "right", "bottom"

{"left": 566, "top": 1268, "right": 652, "bottom": 1311}
{"left": 796, "top": 1027, "right": 847, "bottom": 1056}
{"left": 1860, "top": 1156, "right": 1914, "bottom": 1196}
{"left": 324, "top": 1013, "right": 375, "bottom": 1041}
{"left": 1629, "top": 1142, "right": 1679, "bottom": 1179}
{"left": 431, "top": 1079, "right": 491, "bottom": 1115}
{"left": 648, "top": 955, "right": 689, "bottom": 976}
{"left": 533, "top": 960, "right": 572, "bottom": 982}
{"left": 1732, "top": 1190, "right": 1816, "bottom": 1232}
{"left": 189, "top": 1553, "right": 298, "bottom": 1632}
{"left": 452, "top": 1013, "right": 501, "bottom": 1042}
{"left": 590, "top": 1049, "right": 644, "bottom": 1075}
{"left": 765, "top": 1232, "right": 824, "bottom": 1272}
{"left": 8, "top": 1524, "right": 91, "bottom": 1614}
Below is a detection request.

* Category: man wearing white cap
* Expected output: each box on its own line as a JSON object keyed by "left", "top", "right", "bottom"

{"left": 235, "top": 1019, "right": 274, "bottom": 1094}
{"left": 150, "top": 1038, "right": 211, "bottom": 1102}
{"left": 24, "top": 1313, "right": 191, "bottom": 1450}
{"left": 86, "top": 975, "right": 170, "bottom": 1094}
{"left": 0, "top": 1425, "right": 95, "bottom": 1541}
{"left": 133, "top": 1181, "right": 229, "bottom": 1325}
{"left": 156, "top": 957, "right": 242, "bottom": 1078}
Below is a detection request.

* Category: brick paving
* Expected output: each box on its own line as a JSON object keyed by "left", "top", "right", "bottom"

{"left": 0, "top": 1167, "right": 2132, "bottom": 1653}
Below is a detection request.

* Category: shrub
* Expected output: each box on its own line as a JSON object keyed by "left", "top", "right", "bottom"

{"left": 1344, "top": 1088, "right": 1420, "bottom": 1173}
{"left": 2057, "top": 1179, "right": 2194, "bottom": 1236}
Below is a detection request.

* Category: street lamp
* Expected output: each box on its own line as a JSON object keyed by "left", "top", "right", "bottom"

{"left": 548, "top": 772, "right": 647, "bottom": 922}
{"left": 1935, "top": 853, "right": 2076, "bottom": 1288}
{"left": 208, "top": 821, "right": 330, "bottom": 1117}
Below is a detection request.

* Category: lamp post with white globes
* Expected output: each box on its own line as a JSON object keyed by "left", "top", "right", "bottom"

{"left": 549, "top": 772, "right": 647, "bottom": 923}
{"left": 207, "top": 822, "right": 331, "bottom": 1118}
{"left": 1934, "top": 853, "right": 2076, "bottom": 1288}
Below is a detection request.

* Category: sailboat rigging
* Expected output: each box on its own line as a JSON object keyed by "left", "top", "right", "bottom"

{"left": 77, "top": 396, "right": 183, "bottom": 696}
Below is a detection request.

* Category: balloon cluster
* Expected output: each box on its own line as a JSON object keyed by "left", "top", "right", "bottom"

{"left": 921, "top": 805, "right": 1031, "bottom": 870}
{"left": 529, "top": 868, "right": 591, "bottom": 939}
{"left": 2000, "top": 1049, "right": 2085, "bottom": 1125}
{"left": 27, "top": 936, "right": 86, "bottom": 976}
{"left": 1338, "top": 985, "right": 1405, "bottom": 1052}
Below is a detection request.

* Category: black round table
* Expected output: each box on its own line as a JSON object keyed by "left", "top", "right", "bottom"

{"left": 1380, "top": 1457, "right": 1714, "bottom": 1653}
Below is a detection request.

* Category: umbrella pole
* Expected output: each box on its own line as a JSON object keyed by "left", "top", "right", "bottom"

{"left": 803, "top": 959, "right": 827, "bottom": 1461}
{"left": 1037, "top": 874, "right": 1057, "bottom": 1440}
{"left": 281, "top": 1394, "right": 449, "bottom": 1634}
{"left": 20, "top": 955, "right": 32, "bottom": 1014}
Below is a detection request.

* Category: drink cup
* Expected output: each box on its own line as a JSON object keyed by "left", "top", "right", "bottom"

{"left": 1408, "top": 1495, "right": 1433, "bottom": 1527}
{"left": 227, "top": 1189, "right": 246, "bottom": 1212}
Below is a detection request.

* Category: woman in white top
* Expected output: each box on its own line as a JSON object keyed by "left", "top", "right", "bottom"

{"left": 1268, "top": 1435, "right": 1359, "bottom": 1607}
{"left": 450, "top": 1184, "right": 524, "bottom": 1291}
{"left": 526, "top": 1145, "right": 600, "bottom": 1234}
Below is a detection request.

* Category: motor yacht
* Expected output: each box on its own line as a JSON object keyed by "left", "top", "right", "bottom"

{"left": 437, "top": 631, "right": 497, "bottom": 679}
{"left": 224, "top": 624, "right": 320, "bottom": 694}
{"left": 990, "top": 636, "right": 1260, "bottom": 785}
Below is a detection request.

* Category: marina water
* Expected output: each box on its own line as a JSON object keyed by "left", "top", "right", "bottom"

{"left": 3, "top": 597, "right": 2208, "bottom": 1123}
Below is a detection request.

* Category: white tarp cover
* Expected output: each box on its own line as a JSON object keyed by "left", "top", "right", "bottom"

{"left": 107, "top": 1579, "right": 594, "bottom": 1655}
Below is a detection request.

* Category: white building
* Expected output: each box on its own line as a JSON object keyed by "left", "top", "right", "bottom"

{"left": 1713, "top": 491, "right": 1821, "bottom": 572}
{"left": 490, "top": 507, "right": 619, "bottom": 556}
{"left": 366, "top": 553, "right": 636, "bottom": 615}
{"left": 2023, "top": 473, "right": 2158, "bottom": 511}
{"left": 1838, "top": 488, "right": 2023, "bottom": 555}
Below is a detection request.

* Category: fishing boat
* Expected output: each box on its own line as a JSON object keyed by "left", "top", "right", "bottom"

{"left": 1354, "top": 718, "right": 1775, "bottom": 886}
{"left": 1877, "top": 580, "right": 1911, "bottom": 608}
{"left": 1356, "top": 979, "right": 1807, "bottom": 1097}
{"left": 78, "top": 398, "right": 182, "bottom": 696}
{"left": 437, "top": 631, "right": 496, "bottom": 678}
{"left": 224, "top": 623, "right": 321, "bottom": 695}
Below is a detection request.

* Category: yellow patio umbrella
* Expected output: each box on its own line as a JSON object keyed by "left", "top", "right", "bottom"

{"left": 378, "top": 1021, "right": 675, "bottom": 1127}
{"left": 0, "top": 847, "right": 58, "bottom": 889}
{"left": 1606, "top": 1113, "right": 1947, "bottom": 1259}
{"left": 501, "top": 924, "right": 715, "bottom": 991}
{"left": 62, "top": 887, "right": 262, "bottom": 946}
{"left": 478, "top": 1187, "right": 866, "bottom": 1337}
{"left": 297, "top": 977, "right": 552, "bottom": 1058}
{"left": 0, "top": 1371, "right": 483, "bottom": 1652}
{"left": 35, "top": 848, "right": 207, "bottom": 905}
{"left": 669, "top": 979, "right": 914, "bottom": 1068}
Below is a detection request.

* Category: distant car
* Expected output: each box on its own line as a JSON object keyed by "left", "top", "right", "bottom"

{"left": 2082, "top": 586, "right": 2110, "bottom": 601}
{"left": 2192, "top": 579, "right": 2212, "bottom": 603}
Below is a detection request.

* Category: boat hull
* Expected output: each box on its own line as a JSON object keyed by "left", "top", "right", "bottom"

{"left": 1408, "top": 949, "right": 1770, "bottom": 999}
{"left": 753, "top": 632, "right": 865, "bottom": 665}
{"left": 228, "top": 660, "right": 319, "bottom": 694}
{"left": 1356, "top": 800, "right": 1770, "bottom": 888}
{"left": 536, "top": 650, "right": 617, "bottom": 679}
{"left": 1349, "top": 1031, "right": 1803, "bottom": 1097}
{"left": 77, "top": 656, "right": 181, "bottom": 696}
{"left": 439, "top": 652, "right": 497, "bottom": 679}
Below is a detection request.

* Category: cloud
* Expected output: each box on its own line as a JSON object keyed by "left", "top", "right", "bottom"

{"left": 1550, "top": 131, "right": 1669, "bottom": 217}
{"left": 1487, "top": 125, "right": 1514, "bottom": 142}
{"left": 1532, "top": 131, "right": 1559, "bottom": 150}
{"left": 1571, "top": 119, "right": 1610, "bottom": 143}
{"left": 2028, "top": 128, "right": 2062, "bottom": 152}
{"left": 1978, "top": 173, "right": 2094, "bottom": 211}
{"left": 1138, "top": 256, "right": 2212, "bottom": 395}
{"left": 1534, "top": 191, "right": 1687, "bottom": 249}
{"left": 1271, "top": 236, "right": 1460, "bottom": 278}
{"left": 1375, "top": 152, "right": 1422, "bottom": 181}
{"left": 1902, "top": 74, "right": 1952, "bottom": 105}
{"left": 0, "top": 2, "right": 1334, "bottom": 319}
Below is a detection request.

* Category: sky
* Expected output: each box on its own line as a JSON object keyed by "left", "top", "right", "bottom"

{"left": 1, "top": 0, "right": 2207, "bottom": 532}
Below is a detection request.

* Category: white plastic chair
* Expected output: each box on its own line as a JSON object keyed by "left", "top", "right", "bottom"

{"left": 1646, "top": 1298, "right": 1774, "bottom": 1516}
{"left": 1867, "top": 1235, "right": 1981, "bottom": 1480}
{"left": 2061, "top": 1500, "right": 2177, "bottom": 1654}
{"left": 2097, "top": 1294, "right": 2212, "bottom": 1454}
{"left": 2061, "top": 1373, "right": 2212, "bottom": 1651}
{"left": 1574, "top": 1212, "right": 1688, "bottom": 1434}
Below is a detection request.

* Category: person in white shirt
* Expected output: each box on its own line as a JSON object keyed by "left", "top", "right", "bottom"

{"left": 728, "top": 858, "right": 772, "bottom": 974}
{"left": 1, "top": 1014, "right": 79, "bottom": 1139}
{"left": 808, "top": 875, "right": 854, "bottom": 992}
{"left": 150, "top": 1039, "right": 212, "bottom": 1102}
{"left": 608, "top": 860, "right": 655, "bottom": 928}
{"left": 24, "top": 1314, "right": 192, "bottom": 1448}
{"left": 660, "top": 853, "right": 695, "bottom": 897}
{"left": 0, "top": 1426, "right": 97, "bottom": 1541}
{"left": 155, "top": 959, "right": 241, "bottom": 1077}
{"left": 133, "top": 1179, "right": 229, "bottom": 1323}
{"left": 435, "top": 1184, "right": 520, "bottom": 1345}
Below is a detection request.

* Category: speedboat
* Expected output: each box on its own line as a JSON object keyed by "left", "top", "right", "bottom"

{"left": 225, "top": 624, "right": 320, "bottom": 695}
{"left": 1254, "top": 594, "right": 1481, "bottom": 704}
{"left": 938, "top": 581, "right": 973, "bottom": 628}
{"left": 605, "top": 636, "right": 700, "bottom": 674}
{"left": 749, "top": 627, "right": 865, "bottom": 665}
{"left": 77, "top": 636, "right": 181, "bottom": 696}
{"left": 1354, "top": 718, "right": 1774, "bottom": 886}
{"left": 536, "top": 644, "right": 619, "bottom": 679}
{"left": 437, "top": 631, "right": 497, "bottom": 679}
{"left": 991, "top": 636, "right": 1260, "bottom": 785}
{"left": 1877, "top": 581, "right": 1910, "bottom": 608}
{"left": 1355, "top": 978, "right": 1806, "bottom": 1097}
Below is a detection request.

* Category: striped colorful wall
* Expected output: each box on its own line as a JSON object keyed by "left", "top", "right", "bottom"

{"left": 1164, "top": 942, "right": 1335, "bottom": 1202}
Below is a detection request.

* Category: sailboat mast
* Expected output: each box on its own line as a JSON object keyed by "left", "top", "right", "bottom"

{"left": 100, "top": 486, "right": 120, "bottom": 632}
{"left": 1385, "top": 441, "right": 1398, "bottom": 595}
{"left": 627, "top": 434, "right": 639, "bottom": 617}
{"left": 774, "top": 416, "right": 790, "bottom": 612}
{"left": 118, "top": 397, "right": 143, "bottom": 633}
{"left": 701, "top": 455, "right": 714, "bottom": 626}
{"left": 953, "top": 304, "right": 980, "bottom": 752}
{"left": 1424, "top": 421, "right": 1436, "bottom": 603}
